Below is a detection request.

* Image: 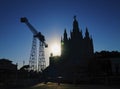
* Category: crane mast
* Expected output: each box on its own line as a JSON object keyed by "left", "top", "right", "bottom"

{"left": 21, "top": 17, "right": 48, "bottom": 71}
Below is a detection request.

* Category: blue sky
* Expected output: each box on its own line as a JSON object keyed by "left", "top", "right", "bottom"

{"left": 0, "top": 0, "right": 120, "bottom": 68}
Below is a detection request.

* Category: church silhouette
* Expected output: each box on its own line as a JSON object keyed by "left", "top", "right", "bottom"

{"left": 61, "top": 16, "right": 94, "bottom": 66}
{"left": 46, "top": 16, "right": 94, "bottom": 83}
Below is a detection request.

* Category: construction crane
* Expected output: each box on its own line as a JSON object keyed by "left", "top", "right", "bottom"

{"left": 20, "top": 17, "right": 48, "bottom": 72}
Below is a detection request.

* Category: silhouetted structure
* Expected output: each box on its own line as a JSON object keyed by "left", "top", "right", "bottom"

{"left": 94, "top": 51, "right": 120, "bottom": 75}
{"left": 61, "top": 16, "right": 94, "bottom": 60}
{"left": 61, "top": 16, "right": 94, "bottom": 67}
{"left": 21, "top": 17, "right": 48, "bottom": 71}
{"left": 47, "top": 17, "right": 120, "bottom": 84}
{"left": 0, "top": 58, "right": 17, "bottom": 87}
{"left": 47, "top": 16, "right": 94, "bottom": 83}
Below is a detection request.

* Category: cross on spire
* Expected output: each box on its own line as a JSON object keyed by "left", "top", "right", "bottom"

{"left": 74, "top": 15, "right": 76, "bottom": 20}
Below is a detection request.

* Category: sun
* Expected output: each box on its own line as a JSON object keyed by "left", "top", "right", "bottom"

{"left": 51, "top": 43, "right": 61, "bottom": 56}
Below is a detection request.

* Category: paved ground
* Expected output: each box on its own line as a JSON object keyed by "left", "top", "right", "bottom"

{"left": 26, "top": 82, "right": 120, "bottom": 89}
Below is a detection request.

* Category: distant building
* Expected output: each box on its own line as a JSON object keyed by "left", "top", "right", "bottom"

{"left": 0, "top": 58, "right": 17, "bottom": 84}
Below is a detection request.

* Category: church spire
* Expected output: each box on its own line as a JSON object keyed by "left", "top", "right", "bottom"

{"left": 73, "top": 15, "right": 79, "bottom": 32}
{"left": 74, "top": 15, "right": 76, "bottom": 20}
{"left": 85, "top": 27, "right": 89, "bottom": 38}
{"left": 64, "top": 28, "right": 68, "bottom": 41}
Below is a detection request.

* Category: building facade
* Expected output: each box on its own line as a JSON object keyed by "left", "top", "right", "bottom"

{"left": 0, "top": 58, "right": 17, "bottom": 85}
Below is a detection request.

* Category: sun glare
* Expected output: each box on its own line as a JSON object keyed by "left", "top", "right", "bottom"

{"left": 51, "top": 43, "right": 61, "bottom": 56}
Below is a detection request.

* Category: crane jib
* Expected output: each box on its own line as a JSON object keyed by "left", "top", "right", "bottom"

{"left": 20, "top": 17, "right": 48, "bottom": 48}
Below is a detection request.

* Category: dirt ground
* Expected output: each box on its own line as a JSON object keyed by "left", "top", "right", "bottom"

{"left": 26, "top": 82, "right": 120, "bottom": 89}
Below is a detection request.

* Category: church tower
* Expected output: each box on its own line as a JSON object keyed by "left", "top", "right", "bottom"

{"left": 84, "top": 27, "right": 94, "bottom": 58}
{"left": 70, "top": 16, "right": 84, "bottom": 61}
{"left": 64, "top": 29, "right": 68, "bottom": 41}
{"left": 61, "top": 16, "right": 94, "bottom": 65}
{"left": 61, "top": 29, "right": 69, "bottom": 57}
{"left": 71, "top": 16, "right": 83, "bottom": 40}
{"left": 73, "top": 16, "right": 79, "bottom": 33}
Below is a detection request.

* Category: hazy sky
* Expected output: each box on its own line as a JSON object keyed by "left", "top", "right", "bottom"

{"left": 0, "top": 0, "right": 120, "bottom": 67}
